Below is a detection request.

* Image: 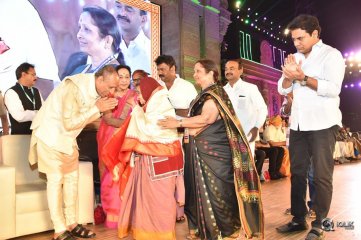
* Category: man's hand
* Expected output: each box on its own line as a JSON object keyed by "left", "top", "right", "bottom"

{"left": 283, "top": 64, "right": 305, "bottom": 81}
{"left": 248, "top": 127, "right": 259, "bottom": 142}
{"left": 282, "top": 54, "right": 305, "bottom": 81}
{"left": 96, "top": 97, "right": 118, "bottom": 113}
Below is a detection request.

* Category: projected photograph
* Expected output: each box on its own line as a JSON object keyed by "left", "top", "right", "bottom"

{"left": 0, "top": 0, "right": 160, "bottom": 96}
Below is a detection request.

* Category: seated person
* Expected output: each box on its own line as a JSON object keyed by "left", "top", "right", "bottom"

{"left": 259, "top": 115, "right": 287, "bottom": 179}
{"left": 255, "top": 139, "right": 284, "bottom": 180}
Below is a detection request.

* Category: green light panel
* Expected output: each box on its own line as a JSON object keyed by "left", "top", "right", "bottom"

{"left": 239, "top": 31, "right": 252, "bottom": 60}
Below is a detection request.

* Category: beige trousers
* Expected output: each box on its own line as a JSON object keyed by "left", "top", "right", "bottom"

{"left": 47, "top": 170, "right": 79, "bottom": 233}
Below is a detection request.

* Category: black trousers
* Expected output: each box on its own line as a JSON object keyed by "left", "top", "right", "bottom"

{"left": 257, "top": 146, "right": 284, "bottom": 176}
{"left": 254, "top": 149, "right": 266, "bottom": 175}
{"left": 289, "top": 125, "right": 339, "bottom": 228}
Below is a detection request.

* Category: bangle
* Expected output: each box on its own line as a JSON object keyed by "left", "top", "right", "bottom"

{"left": 179, "top": 119, "right": 182, "bottom": 128}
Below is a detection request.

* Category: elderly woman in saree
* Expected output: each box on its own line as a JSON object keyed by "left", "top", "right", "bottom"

{"left": 101, "top": 76, "right": 183, "bottom": 239}
{"left": 158, "top": 59, "right": 264, "bottom": 240}
{"left": 96, "top": 65, "right": 137, "bottom": 228}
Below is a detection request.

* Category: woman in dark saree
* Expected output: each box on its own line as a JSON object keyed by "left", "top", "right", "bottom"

{"left": 159, "top": 59, "right": 264, "bottom": 240}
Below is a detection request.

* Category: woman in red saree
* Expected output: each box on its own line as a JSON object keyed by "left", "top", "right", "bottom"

{"left": 102, "top": 76, "right": 183, "bottom": 239}
{"left": 97, "top": 65, "right": 137, "bottom": 228}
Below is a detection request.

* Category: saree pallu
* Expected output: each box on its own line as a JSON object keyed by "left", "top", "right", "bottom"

{"left": 101, "top": 89, "right": 183, "bottom": 197}
{"left": 97, "top": 89, "right": 136, "bottom": 228}
{"left": 184, "top": 84, "right": 264, "bottom": 239}
{"left": 101, "top": 88, "right": 183, "bottom": 239}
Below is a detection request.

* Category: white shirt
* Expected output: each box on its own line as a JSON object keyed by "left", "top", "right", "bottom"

{"left": 120, "top": 30, "right": 151, "bottom": 74}
{"left": 0, "top": 0, "right": 60, "bottom": 94}
{"left": 278, "top": 40, "right": 345, "bottom": 131}
{"left": 167, "top": 76, "right": 198, "bottom": 111}
{"left": 224, "top": 79, "right": 268, "bottom": 137}
{"left": 4, "top": 87, "right": 43, "bottom": 123}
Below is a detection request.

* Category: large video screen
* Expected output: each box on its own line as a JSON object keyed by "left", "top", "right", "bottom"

{"left": 0, "top": 0, "right": 160, "bottom": 96}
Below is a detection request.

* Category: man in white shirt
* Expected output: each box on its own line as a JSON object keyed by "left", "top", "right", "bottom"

{"left": 224, "top": 58, "right": 268, "bottom": 156}
{"left": 155, "top": 55, "right": 198, "bottom": 118}
{"left": 276, "top": 15, "right": 345, "bottom": 240}
{"left": 113, "top": 1, "right": 151, "bottom": 74}
{"left": 155, "top": 55, "right": 198, "bottom": 223}
{"left": 4, "top": 63, "right": 43, "bottom": 135}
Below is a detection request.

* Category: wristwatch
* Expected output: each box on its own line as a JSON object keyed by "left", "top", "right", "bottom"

{"left": 300, "top": 75, "right": 309, "bottom": 86}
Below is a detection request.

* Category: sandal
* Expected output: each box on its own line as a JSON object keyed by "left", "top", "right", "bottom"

{"left": 53, "top": 231, "right": 77, "bottom": 240}
{"left": 305, "top": 228, "right": 325, "bottom": 240}
{"left": 70, "top": 224, "right": 96, "bottom": 238}
{"left": 176, "top": 216, "right": 186, "bottom": 223}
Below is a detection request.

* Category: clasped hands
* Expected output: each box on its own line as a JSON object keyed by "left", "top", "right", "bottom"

{"left": 282, "top": 54, "right": 306, "bottom": 84}
{"left": 96, "top": 97, "right": 118, "bottom": 113}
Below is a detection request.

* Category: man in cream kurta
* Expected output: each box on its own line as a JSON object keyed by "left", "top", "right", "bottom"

{"left": 29, "top": 66, "right": 119, "bottom": 240}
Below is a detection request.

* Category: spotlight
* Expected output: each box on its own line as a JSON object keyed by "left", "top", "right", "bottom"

{"left": 350, "top": 83, "right": 354, "bottom": 87}
{"left": 345, "top": 85, "right": 348, "bottom": 88}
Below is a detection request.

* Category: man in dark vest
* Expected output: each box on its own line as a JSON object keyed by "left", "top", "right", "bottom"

{"left": 4, "top": 62, "right": 43, "bottom": 134}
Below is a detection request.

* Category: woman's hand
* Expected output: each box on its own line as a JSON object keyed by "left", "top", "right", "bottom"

{"left": 157, "top": 116, "right": 179, "bottom": 129}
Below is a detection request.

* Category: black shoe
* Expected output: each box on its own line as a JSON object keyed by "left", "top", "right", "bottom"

{"left": 276, "top": 221, "right": 308, "bottom": 233}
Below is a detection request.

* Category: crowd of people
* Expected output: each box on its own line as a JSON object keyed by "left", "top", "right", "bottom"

{"left": 0, "top": 13, "right": 353, "bottom": 240}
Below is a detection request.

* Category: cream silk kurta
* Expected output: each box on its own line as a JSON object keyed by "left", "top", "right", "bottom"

{"left": 29, "top": 74, "right": 101, "bottom": 174}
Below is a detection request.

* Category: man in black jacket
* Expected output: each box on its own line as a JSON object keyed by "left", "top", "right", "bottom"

{"left": 4, "top": 62, "right": 43, "bottom": 134}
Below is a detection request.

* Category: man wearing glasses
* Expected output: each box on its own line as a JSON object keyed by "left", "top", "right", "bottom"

{"left": 4, "top": 62, "right": 43, "bottom": 134}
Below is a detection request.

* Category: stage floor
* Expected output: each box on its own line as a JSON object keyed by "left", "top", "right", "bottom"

{"left": 15, "top": 161, "right": 361, "bottom": 240}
